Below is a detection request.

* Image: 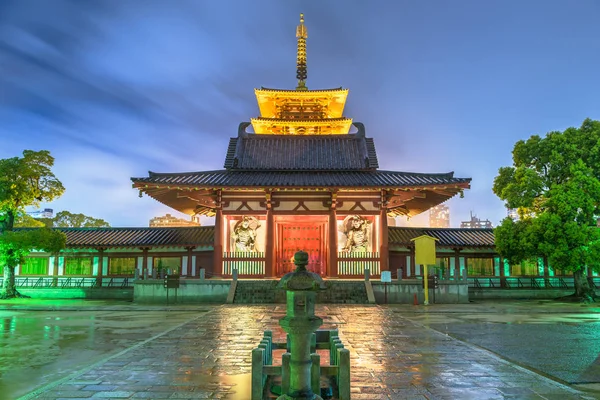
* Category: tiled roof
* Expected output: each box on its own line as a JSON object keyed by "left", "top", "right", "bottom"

{"left": 388, "top": 227, "right": 495, "bottom": 248}
{"left": 22, "top": 227, "right": 214, "bottom": 249}
{"left": 22, "top": 226, "right": 493, "bottom": 249}
{"left": 133, "top": 170, "right": 470, "bottom": 188}
{"left": 223, "top": 134, "right": 379, "bottom": 170}
{"left": 257, "top": 87, "right": 346, "bottom": 93}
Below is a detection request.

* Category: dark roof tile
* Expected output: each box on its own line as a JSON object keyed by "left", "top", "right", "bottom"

{"left": 20, "top": 227, "right": 214, "bottom": 249}
{"left": 223, "top": 134, "right": 378, "bottom": 171}
{"left": 133, "top": 170, "right": 471, "bottom": 188}
{"left": 388, "top": 227, "right": 495, "bottom": 248}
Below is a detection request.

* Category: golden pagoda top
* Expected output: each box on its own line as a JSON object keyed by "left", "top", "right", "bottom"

{"left": 296, "top": 13, "right": 308, "bottom": 90}
{"left": 251, "top": 14, "right": 352, "bottom": 135}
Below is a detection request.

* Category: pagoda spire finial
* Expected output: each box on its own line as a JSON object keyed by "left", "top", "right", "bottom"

{"left": 296, "top": 13, "right": 308, "bottom": 90}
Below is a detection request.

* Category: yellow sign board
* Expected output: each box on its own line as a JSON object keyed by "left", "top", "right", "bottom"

{"left": 411, "top": 235, "right": 438, "bottom": 266}
{"left": 411, "top": 234, "right": 438, "bottom": 306}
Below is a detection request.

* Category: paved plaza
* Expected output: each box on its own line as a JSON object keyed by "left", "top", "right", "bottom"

{"left": 1, "top": 300, "right": 599, "bottom": 399}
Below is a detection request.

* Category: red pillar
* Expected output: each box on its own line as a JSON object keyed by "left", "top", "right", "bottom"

{"left": 379, "top": 209, "right": 389, "bottom": 273}
{"left": 328, "top": 208, "right": 338, "bottom": 278}
{"left": 265, "top": 209, "right": 275, "bottom": 277}
{"left": 213, "top": 208, "right": 223, "bottom": 277}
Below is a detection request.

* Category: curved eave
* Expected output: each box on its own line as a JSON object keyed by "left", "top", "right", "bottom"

{"left": 250, "top": 117, "right": 353, "bottom": 135}
{"left": 256, "top": 87, "right": 348, "bottom": 94}
{"left": 132, "top": 174, "right": 470, "bottom": 218}
{"left": 254, "top": 87, "right": 349, "bottom": 118}
{"left": 251, "top": 117, "right": 352, "bottom": 124}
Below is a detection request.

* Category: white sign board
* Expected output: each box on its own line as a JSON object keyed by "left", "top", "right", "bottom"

{"left": 381, "top": 271, "right": 392, "bottom": 283}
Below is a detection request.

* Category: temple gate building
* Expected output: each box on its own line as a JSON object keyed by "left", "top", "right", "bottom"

{"left": 6, "top": 16, "right": 598, "bottom": 299}
{"left": 131, "top": 14, "right": 471, "bottom": 279}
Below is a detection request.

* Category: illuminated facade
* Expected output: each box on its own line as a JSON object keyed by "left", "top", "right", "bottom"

{"left": 429, "top": 204, "right": 450, "bottom": 228}
{"left": 149, "top": 213, "right": 201, "bottom": 227}
{"left": 131, "top": 15, "right": 471, "bottom": 278}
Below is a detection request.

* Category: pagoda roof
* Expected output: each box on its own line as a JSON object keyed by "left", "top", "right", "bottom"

{"left": 251, "top": 117, "right": 353, "bottom": 135}
{"left": 17, "top": 227, "right": 213, "bottom": 249}
{"left": 250, "top": 117, "right": 352, "bottom": 124}
{"left": 133, "top": 170, "right": 470, "bottom": 189}
{"left": 223, "top": 133, "right": 378, "bottom": 170}
{"left": 388, "top": 227, "right": 495, "bottom": 249}
{"left": 256, "top": 87, "right": 347, "bottom": 94}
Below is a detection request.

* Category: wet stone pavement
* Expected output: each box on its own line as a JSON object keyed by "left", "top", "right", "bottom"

{"left": 1, "top": 301, "right": 599, "bottom": 399}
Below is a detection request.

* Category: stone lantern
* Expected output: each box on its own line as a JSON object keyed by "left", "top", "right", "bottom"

{"left": 276, "top": 250, "right": 326, "bottom": 400}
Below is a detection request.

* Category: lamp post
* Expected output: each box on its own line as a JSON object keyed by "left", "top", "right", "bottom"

{"left": 276, "top": 250, "right": 325, "bottom": 400}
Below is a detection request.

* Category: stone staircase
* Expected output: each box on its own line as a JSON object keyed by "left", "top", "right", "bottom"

{"left": 233, "top": 280, "right": 369, "bottom": 304}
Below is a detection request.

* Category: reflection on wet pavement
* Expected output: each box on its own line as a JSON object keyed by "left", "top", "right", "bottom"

{"left": 0, "top": 301, "right": 598, "bottom": 399}
{"left": 402, "top": 309, "right": 600, "bottom": 385}
{"left": 0, "top": 309, "right": 201, "bottom": 399}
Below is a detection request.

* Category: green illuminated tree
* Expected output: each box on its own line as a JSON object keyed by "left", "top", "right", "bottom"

{"left": 493, "top": 119, "right": 600, "bottom": 301}
{"left": 0, "top": 150, "right": 67, "bottom": 299}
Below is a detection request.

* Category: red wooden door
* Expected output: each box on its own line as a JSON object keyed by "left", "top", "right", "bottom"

{"left": 277, "top": 223, "right": 326, "bottom": 276}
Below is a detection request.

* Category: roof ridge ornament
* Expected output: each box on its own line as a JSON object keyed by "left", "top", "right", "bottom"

{"left": 296, "top": 13, "right": 308, "bottom": 91}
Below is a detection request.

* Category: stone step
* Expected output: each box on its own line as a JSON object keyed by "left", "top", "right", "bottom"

{"left": 233, "top": 280, "right": 369, "bottom": 304}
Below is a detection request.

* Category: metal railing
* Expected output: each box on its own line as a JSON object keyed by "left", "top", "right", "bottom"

{"left": 0, "top": 276, "right": 134, "bottom": 288}
{"left": 468, "top": 276, "right": 593, "bottom": 289}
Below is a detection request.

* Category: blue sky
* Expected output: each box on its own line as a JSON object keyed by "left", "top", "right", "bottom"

{"left": 1, "top": 1, "right": 599, "bottom": 227}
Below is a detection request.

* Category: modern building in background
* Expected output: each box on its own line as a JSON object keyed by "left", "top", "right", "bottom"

{"left": 149, "top": 213, "right": 201, "bottom": 227}
{"left": 460, "top": 212, "right": 493, "bottom": 229}
{"left": 27, "top": 208, "right": 54, "bottom": 219}
{"left": 429, "top": 204, "right": 450, "bottom": 228}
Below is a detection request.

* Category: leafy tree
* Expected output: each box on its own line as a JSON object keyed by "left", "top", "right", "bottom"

{"left": 0, "top": 150, "right": 67, "bottom": 299}
{"left": 14, "top": 213, "right": 45, "bottom": 228}
{"left": 493, "top": 119, "right": 600, "bottom": 301}
{"left": 51, "top": 210, "right": 110, "bottom": 228}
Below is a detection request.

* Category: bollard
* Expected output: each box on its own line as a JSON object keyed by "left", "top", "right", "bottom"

{"left": 397, "top": 268, "right": 403, "bottom": 281}
{"left": 364, "top": 267, "right": 370, "bottom": 281}
{"left": 199, "top": 268, "right": 205, "bottom": 281}
{"left": 462, "top": 268, "right": 468, "bottom": 281}
{"left": 281, "top": 352, "right": 291, "bottom": 395}
{"left": 329, "top": 335, "right": 338, "bottom": 365}
{"left": 338, "top": 348, "right": 351, "bottom": 400}
{"left": 310, "top": 353, "right": 321, "bottom": 395}
{"left": 251, "top": 348, "right": 264, "bottom": 400}
{"left": 232, "top": 268, "right": 238, "bottom": 281}
{"left": 413, "top": 293, "right": 419, "bottom": 305}
{"left": 264, "top": 330, "right": 273, "bottom": 364}
{"left": 259, "top": 341, "right": 268, "bottom": 365}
